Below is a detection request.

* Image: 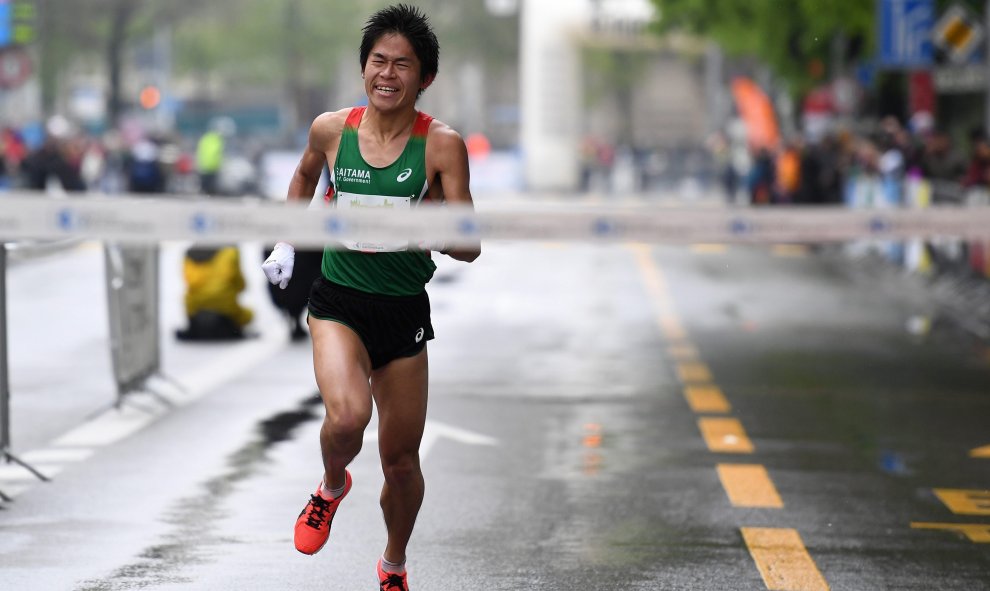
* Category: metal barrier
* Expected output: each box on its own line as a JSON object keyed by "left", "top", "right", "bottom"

{"left": 0, "top": 242, "right": 50, "bottom": 501}
{"left": 104, "top": 242, "right": 182, "bottom": 407}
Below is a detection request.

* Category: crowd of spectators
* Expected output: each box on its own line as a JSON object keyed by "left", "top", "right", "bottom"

{"left": 711, "top": 115, "right": 990, "bottom": 208}
{"left": 0, "top": 117, "right": 228, "bottom": 198}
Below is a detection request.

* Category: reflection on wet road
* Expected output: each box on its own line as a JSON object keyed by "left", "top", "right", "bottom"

{"left": 0, "top": 241, "right": 988, "bottom": 590}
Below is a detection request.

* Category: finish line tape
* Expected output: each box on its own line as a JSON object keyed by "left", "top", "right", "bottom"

{"left": 1, "top": 193, "right": 988, "bottom": 246}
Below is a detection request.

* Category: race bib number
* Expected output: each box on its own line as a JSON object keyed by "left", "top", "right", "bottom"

{"left": 336, "top": 191, "right": 411, "bottom": 252}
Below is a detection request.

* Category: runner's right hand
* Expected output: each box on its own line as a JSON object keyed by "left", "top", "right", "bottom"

{"left": 262, "top": 242, "right": 295, "bottom": 289}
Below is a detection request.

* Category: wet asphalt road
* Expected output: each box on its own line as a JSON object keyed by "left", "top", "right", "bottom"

{"left": 1, "top": 239, "right": 988, "bottom": 590}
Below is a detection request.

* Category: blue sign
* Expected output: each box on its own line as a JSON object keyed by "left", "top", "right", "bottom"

{"left": 0, "top": 0, "right": 11, "bottom": 47}
{"left": 878, "top": 0, "right": 935, "bottom": 68}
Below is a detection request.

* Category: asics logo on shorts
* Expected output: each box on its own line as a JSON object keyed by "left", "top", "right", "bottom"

{"left": 397, "top": 168, "right": 413, "bottom": 182}
{"left": 415, "top": 328, "right": 424, "bottom": 343}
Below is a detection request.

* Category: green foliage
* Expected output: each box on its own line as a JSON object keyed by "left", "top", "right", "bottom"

{"left": 171, "top": 0, "right": 364, "bottom": 86}
{"left": 650, "top": 0, "right": 875, "bottom": 94}
{"left": 30, "top": 0, "right": 516, "bottom": 121}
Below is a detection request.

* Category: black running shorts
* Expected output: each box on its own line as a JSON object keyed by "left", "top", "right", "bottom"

{"left": 307, "top": 276, "right": 434, "bottom": 369}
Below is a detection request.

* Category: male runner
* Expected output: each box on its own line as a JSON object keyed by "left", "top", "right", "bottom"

{"left": 261, "top": 5, "right": 479, "bottom": 590}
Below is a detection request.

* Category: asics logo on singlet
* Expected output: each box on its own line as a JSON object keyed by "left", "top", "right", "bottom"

{"left": 415, "top": 328, "right": 424, "bottom": 343}
{"left": 397, "top": 168, "right": 413, "bottom": 182}
{"left": 336, "top": 167, "right": 371, "bottom": 184}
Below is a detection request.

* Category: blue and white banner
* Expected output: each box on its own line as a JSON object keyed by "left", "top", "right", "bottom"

{"left": 1, "top": 192, "right": 989, "bottom": 245}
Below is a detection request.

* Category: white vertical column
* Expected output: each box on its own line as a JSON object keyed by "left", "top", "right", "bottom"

{"left": 520, "top": 0, "right": 590, "bottom": 192}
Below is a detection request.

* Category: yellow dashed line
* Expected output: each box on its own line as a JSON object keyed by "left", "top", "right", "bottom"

{"left": 659, "top": 317, "right": 687, "bottom": 340}
{"left": 741, "top": 527, "right": 830, "bottom": 591}
{"left": 933, "top": 489, "right": 990, "bottom": 515}
{"left": 718, "top": 464, "right": 784, "bottom": 508}
{"left": 632, "top": 243, "right": 828, "bottom": 587}
{"left": 970, "top": 444, "right": 990, "bottom": 459}
{"left": 676, "top": 361, "right": 713, "bottom": 384}
{"left": 667, "top": 343, "right": 698, "bottom": 361}
{"left": 698, "top": 417, "right": 754, "bottom": 454}
{"left": 691, "top": 243, "right": 728, "bottom": 254}
{"left": 771, "top": 244, "right": 809, "bottom": 258}
{"left": 631, "top": 245, "right": 689, "bottom": 341}
{"left": 911, "top": 522, "right": 990, "bottom": 543}
{"left": 684, "top": 384, "right": 731, "bottom": 414}
{"left": 632, "top": 244, "right": 671, "bottom": 296}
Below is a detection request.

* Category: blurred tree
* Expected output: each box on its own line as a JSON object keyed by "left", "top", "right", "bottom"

{"left": 34, "top": 0, "right": 363, "bottom": 125}
{"left": 34, "top": 0, "right": 517, "bottom": 130}
{"left": 650, "top": 0, "right": 874, "bottom": 95}
{"left": 36, "top": 0, "right": 207, "bottom": 123}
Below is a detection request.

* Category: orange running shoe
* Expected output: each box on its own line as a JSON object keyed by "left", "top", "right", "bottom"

{"left": 377, "top": 558, "right": 410, "bottom": 590}
{"left": 293, "top": 470, "right": 352, "bottom": 555}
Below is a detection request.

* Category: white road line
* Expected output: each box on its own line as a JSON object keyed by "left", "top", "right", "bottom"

{"left": 364, "top": 420, "right": 497, "bottom": 460}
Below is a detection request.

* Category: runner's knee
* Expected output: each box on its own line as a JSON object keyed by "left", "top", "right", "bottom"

{"left": 380, "top": 452, "right": 420, "bottom": 486}
{"left": 322, "top": 406, "right": 371, "bottom": 440}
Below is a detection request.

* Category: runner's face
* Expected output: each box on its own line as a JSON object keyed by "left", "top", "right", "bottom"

{"left": 363, "top": 34, "right": 430, "bottom": 112}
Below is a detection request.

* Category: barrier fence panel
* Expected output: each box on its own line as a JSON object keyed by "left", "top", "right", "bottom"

{"left": 103, "top": 243, "right": 162, "bottom": 405}
{"left": 0, "top": 242, "right": 48, "bottom": 493}
{"left": 1, "top": 243, "right": 10, "bottom": 456}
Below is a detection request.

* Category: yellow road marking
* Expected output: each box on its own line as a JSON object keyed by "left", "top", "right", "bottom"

{"left": 660, "top": 317, "right": 687, "bottom": 340}
{"left": 717, "top": 464, "right": 784, "bottom": 508}
{"left": 677, "top": 361, "right": 712, "bottom": 383}
{"left": 741, "top": 528, "right": 830, "bottom": 591}
{"left": 684, "top": 384, "right": 731, "bottom": 414}
{"left": 771, "top": 244, "right": 809, "bottom": 257}
{"left": 933, "top": 489, "right": 990, "bottom": 515}
{"left": 911, "top": 522, "right": 990, "bottom": 543}
{"left": 691, "top": 243, "right": 728, "bottom": 254}
{"left": 667, "top": 343, "right": 698, "bottom": 361}
{"left": 970, "top": 444, "right": 990, "bottom": 459}
{"left": 698, "top": 417, "right": 754, "bottom": 454}
{"left": 632, "top": 244, "right": 670, "bottom": 295}
{"left": 631, "top": 244, "right": 689, "bottom": 341}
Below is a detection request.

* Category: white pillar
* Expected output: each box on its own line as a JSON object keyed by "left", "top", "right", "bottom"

{"left": 520, "top": 0, "right": 590, "bottom": 192}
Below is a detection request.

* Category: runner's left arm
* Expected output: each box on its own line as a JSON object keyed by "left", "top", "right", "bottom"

{"left": 429, "top": 124, "right": 481, "bottom": 262}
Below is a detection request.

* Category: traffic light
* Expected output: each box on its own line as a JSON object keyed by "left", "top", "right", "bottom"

{"left": 139, "top": 85, "right": 161, "bottom": 110}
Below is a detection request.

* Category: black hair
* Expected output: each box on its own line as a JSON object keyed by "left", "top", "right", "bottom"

{"left": 360, "top": 4, "right": 439, "bottom": 89}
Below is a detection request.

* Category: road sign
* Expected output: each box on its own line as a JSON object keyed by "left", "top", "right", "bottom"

{"left": 0, "top": 46, "right": 31, "bottom": 89}
{"left": 934, "top": 3, "right": 985, "bottom": 63}
{"left": 878, "top": 0, "right": 935, "bottom": 68}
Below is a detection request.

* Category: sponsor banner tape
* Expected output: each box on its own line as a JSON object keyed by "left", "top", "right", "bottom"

{"left": 0, "top": 193, "right": 989, "bottom": 245}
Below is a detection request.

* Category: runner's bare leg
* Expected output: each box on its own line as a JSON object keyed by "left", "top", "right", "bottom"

{"left": 372, "top": 348, "right": 429, "bottom": 564}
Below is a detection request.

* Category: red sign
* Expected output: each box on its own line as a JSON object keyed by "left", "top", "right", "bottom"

{"left": 0, "top": 46, "right": 31, "bottom": 89}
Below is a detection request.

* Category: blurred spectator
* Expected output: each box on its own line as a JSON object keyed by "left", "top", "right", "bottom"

{"left": 796, "top": 136, "right": 846, "bottom": 205}
{"left": 1, "top": 127, "right": 27, "bottom": 190}
{"left": 263, "top": 245, "right": 323, "bottom": 341}
{"left": 961, "top": 130, "right": 990, "bottom": 189}
{"left": 0, "top": 138, "right": 8, "bottom": 190}
{"left": 79, "top": 137, "right": 107, "bottom": 192}
{"left": 176, "top": 245, "right": 254, "bottom": 341}
{"left": 747, "top": 147, "right": 776, "bottom": 205}
{"left": 775, "top": 138, "right": 802, "bottom": 204}
{"left": 20, "top": 121, "right": 86, "bottom": 193}
{"left": 921, "top": 129, "right": 966, "bottom": 201}
{"left": 878, "top": 131, "right": 906, "bottom": 181}
{"left": 707, "top": 131, "right": 738, "bottom": 202}
{"left": 814, "top": 133, "right": 847, "bottom": 204}
{"left": 197, "top": 117, "right": 234, "bottom": 196}
{"left": 125, "top": 137, "right": 166, "bottom": 194}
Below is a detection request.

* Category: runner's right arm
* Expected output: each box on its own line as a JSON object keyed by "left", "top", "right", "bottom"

{"left": 287, "top": 110, "right": 347, "bottom": 203}
{"left": 264, "top": 111, "right": 348, "bottom": 289}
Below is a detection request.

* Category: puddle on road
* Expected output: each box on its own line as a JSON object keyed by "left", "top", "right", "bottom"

{"left": 75, "top": 393, "right": 324, "bottom": 591}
